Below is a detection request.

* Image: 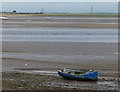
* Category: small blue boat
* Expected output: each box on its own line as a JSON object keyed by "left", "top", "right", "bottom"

{"left": 58, "top": 68, "right": 98, "bottom": 81}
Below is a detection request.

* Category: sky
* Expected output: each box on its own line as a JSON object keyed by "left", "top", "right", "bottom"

{"left": 2, "top": 2, "right": 118, "bottom": 13}
{"left": 1, "top": 0, "right": 119, "bottom": 2}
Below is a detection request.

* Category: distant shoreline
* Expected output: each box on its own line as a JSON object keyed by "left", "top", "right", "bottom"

{"left": 2, "top": 14, "right": 118, "bottom": 17}
{"left": 2, "top": 15, "right": 118, "bottom": 28}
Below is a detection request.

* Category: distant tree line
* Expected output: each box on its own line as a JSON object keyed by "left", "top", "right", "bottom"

{"left": 1, "top": 9, "right": 44, "bottom": 14}
{"left": 1, "top": 9, "right": 118, "bottom": 15}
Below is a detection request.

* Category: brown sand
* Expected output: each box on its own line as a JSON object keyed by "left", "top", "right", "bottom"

{"left": 2, "top": 41, "right": 118, "bottom": 55}
{"left": 2, "top": 19, "right": 118, "bottom": 28}
{"left": 2, "top": 22, "right": 118, "bottom": 28}
{"left": 3, "top": 19, "right": 118, "bottom": 23}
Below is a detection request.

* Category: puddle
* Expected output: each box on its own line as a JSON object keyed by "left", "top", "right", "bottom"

{"left": 112, "top": 52, "right": 119, "bottom": 55}
{"left": 9, "top": 69, "right": 58, "bottom": 75}
{"left": 32, "top": 70, "right": 57, "bottom": 74}
{"left": 97, "top": 81, "right": 117, "bottom": 86}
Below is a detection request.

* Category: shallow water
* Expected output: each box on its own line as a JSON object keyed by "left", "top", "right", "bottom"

{"left": 2, "top": 27, "right": 118, "bottom": 42}
{"left": 2, "top": 35, "right": 118, "bottom": 42}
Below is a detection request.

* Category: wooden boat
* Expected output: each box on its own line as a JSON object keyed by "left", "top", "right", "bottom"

{"left": 58, "top": 68, "right": 98, "bottom": 81}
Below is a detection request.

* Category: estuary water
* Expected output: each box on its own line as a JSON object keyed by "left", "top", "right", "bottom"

{"left": 2, "top": 27, "right": 118, "bottom": 42}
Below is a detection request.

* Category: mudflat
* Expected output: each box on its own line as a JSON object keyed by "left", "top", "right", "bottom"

{"left": 2, "top": 15, "right": 119, "bottom": 90}
{"left": 2, "top": 41, "right": 118, "bottom": 70}
{"left": 2, "top": 41, "right": 118, "bottom": 90}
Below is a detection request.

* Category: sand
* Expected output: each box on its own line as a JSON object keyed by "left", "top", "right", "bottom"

{"left": 2, "top": 18, "right": 118, "bottom": 28}
{"left": 2, "top": 41, "right": 118, "bottom": 71}
{"left": 2, "top": 41, "right": 118, "bottom": 90}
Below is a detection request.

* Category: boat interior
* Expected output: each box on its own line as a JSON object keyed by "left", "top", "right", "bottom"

{"left": 61, "top": 68, "right": 93, "bottom": 75}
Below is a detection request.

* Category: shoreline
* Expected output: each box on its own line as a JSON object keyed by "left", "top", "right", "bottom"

{"left": 2, "top": 14, "right": 118, "bottom": 17}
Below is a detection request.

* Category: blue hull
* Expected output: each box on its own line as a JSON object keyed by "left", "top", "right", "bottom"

{"left": 58, "top": 70, "right": 98, "bottom": 81}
